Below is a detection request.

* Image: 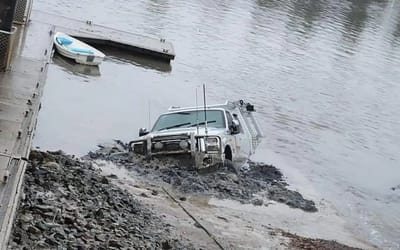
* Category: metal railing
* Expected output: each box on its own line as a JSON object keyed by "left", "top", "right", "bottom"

{"left": 13, "top": 0, "right": 33, "bottom": 25}
{"left": 0, "top": 26, "right": 17, "bottom": 71}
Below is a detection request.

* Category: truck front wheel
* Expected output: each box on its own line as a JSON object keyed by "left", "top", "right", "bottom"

{"left": 224, "top": 146, "right": 237, "bottom": 173}
{"left": 224, "top": 145, "right": 232, "bottom": 161}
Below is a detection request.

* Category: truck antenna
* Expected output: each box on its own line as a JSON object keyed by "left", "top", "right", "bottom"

{"left": 203, "top": 84, "right": 208, "bottom": 136}
{"left": 195, "top": 87, "right": 199, "bottom": 135}
{"left": 148, "top": 100, "right": 151, "bottom": 129}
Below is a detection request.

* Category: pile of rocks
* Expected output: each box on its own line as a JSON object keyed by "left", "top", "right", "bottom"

{"left": 87, "top": 142, "right": 317, "bottom": 212}
{"left": 10, "top": 150, "right": 189, "bottom": 249}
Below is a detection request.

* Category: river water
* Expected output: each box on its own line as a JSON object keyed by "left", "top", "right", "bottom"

{"left": 33, "top": 0, "right": 400, "bottom": 248}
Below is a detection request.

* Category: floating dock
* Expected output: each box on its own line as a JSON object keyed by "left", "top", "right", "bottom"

{"left": 0, "top": 9, "right": 176, "bottom": 249}
{"left": 31, "top": 10, "right": 175, "bottom": 61}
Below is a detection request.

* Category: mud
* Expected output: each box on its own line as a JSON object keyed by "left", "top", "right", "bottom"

{"left": 10, "top": 150, "right": 191, "bottom": 249}
{"left": 86, "top": 141, "right": 317, "bottom": 212}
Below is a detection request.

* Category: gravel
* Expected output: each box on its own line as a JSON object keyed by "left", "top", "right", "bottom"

{"left": 10, "top": 150, "right": 191, "bottom": 249}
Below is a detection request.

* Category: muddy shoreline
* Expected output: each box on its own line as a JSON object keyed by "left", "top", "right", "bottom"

{"left": 10, "top": 148, "right": 365, "bottom": 249}
{"left": 86, "top": 142, "right": 317, "bottom": 212}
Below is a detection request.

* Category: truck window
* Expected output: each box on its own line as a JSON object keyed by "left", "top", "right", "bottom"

{"left": 152, "top": 110, "right": 226, "bottom": 131}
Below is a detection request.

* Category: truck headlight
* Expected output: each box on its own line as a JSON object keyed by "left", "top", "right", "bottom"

{"left": 154, "top": 142, "right": 163, "bottom": 150}
{"left": 132, "top": 143, "right": 144, "bottom": 154}
{"left": 179, "top": 140, "right": 189, "bottom": 149}
{"left": 206, "top": 137, "right": 220, "bottom": 152}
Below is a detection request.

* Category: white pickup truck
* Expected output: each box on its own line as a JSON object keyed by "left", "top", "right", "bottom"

{"left": 129, "top": 100, "right": 263, "bottom": 170}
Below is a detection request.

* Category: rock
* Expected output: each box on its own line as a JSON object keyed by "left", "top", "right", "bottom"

{"left": 194, "top": 222, "right": 202, "bottom": 228}
{"left": 21, "top": 223, "right": 30, "bottom": 231}
{"left": 54, "top": 231, "right": 66, "bottom": 240}
{"left": 140, "top": 193, "right": 149, "bottom": 198}
{"left": 44, "top": 222, "right": 61, "bottom": 229}
{"left": 107, "top": 174, "right": 118, "bottom": 179}
{"left": 34, "top": 205, "right": 54, "bottom": 212}
{"left": 42, "top": 161, "right": 60, "bottom": 170}
{"left": 109, "top": 239, "right": 123, "bottom": 248}
{"left": 216, "top": 216, "right": 229, "bottom": 222}
{"left": 95, "top": 234, "right": 107, "bottom": 242}
{"left": 251, "top": 199, "right": 264, "bottom": 206}
{"left": 161, "top": 240, "right": 173, "bottom": 250}
{"left": 20, "top": 213, "right": 34, "bottom": 223}
{"left": 178, "top": 197, "right": 187, "bottom": 201}
{"left": 100, "top": 176, "right": 109, "bottom": 184}
{"left": 35, "top": 221, "right": 48, "bottom": 231}
{"left": 151, "top": 190, "right": 159, "bottom": 196}
{"left": 27, "top": 226, "right": 41, "bottom": 235}
{"left": 227, "top": 173, "right": 239, "bottom": 183}
{"left": 63, "top": 214, "right": 75, "bottom": 224}
{"left": 94, "top": 208, "right": 104, "bottom": 219}
{"left": 45, "top": 235, "right": 59, "bottom": 246}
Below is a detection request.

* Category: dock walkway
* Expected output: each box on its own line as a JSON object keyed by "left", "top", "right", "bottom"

{"left": 0, "top": 20, "right": 53, "bottom": 248}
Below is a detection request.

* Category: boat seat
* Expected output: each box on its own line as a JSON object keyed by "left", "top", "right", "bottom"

{"left": 56, "top": 37, "right": 73, "bottom": 45}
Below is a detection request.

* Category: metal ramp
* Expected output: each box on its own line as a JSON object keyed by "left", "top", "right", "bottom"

{"left": 232, "top": 101, "right": 263, "bottom": 153}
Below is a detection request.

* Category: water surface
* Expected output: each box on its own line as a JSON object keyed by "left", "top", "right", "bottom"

{"left": 33, "top": 0, "right": 400, "bottom": 248}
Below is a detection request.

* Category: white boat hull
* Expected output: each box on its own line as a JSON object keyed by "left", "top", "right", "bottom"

{"left": 53, "top": 32, "right": 105, "bottom": 66}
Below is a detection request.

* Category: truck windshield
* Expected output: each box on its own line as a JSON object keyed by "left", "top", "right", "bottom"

{"left": 152, "top": 110, "right": 226, "bottom": 132}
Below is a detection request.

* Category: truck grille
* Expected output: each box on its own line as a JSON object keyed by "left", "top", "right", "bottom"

{"left": 152, "top": 140, "right": 188, "bottom": 153}
{"left": 152, "top": 134, "right": 190, "bottom": 141}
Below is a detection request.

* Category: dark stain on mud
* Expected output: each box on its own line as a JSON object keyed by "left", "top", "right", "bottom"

{"left": 87, "top": 142, "right": 317, "bottom": 212}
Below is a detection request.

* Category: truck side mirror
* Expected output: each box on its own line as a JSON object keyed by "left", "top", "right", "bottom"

{"left": 139, "top": 128, "right": 149, "bottom": 137}
{"left": 230, "top": 120, "right": 240, "bottom": 135}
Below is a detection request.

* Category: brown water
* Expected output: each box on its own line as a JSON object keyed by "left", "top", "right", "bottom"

{"left": 33, "top": 0, "right": 400, "bottom": 248}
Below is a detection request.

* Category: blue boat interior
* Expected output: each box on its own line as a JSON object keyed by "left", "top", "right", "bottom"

{"left": 56, "top": 36, "right": 94, "bottom": 55}
{"left": 56, "top": 37, "right": 73, "bottom": 45}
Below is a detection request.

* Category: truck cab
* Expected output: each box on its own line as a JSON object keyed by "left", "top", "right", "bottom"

{"left": 129, "top": 100, "right": 262, "bottom": 170}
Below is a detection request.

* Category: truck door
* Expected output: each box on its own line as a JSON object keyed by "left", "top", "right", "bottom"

{"left": 226, "top": 111, "right": 250, "bottom": 162}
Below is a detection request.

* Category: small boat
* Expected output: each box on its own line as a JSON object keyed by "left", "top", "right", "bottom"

{"left": 53, "top": 32, "right": 105, "bottom": 66}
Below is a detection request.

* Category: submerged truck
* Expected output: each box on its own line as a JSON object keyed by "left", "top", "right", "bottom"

{"left": 129, "top": 100, "right": 263, "bottom": 170}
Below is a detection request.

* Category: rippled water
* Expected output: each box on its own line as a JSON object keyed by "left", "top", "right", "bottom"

{"left": 33, "top": 0, "right": 400, "bottom": 248}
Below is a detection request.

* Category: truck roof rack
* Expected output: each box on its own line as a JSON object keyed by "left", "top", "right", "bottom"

{"left": 168, "top": 101, "right": 230, "bottom": 112}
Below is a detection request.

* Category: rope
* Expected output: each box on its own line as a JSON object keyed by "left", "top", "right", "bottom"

{"left": 161, "top": 187, "right": 225, "bottom": 250}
